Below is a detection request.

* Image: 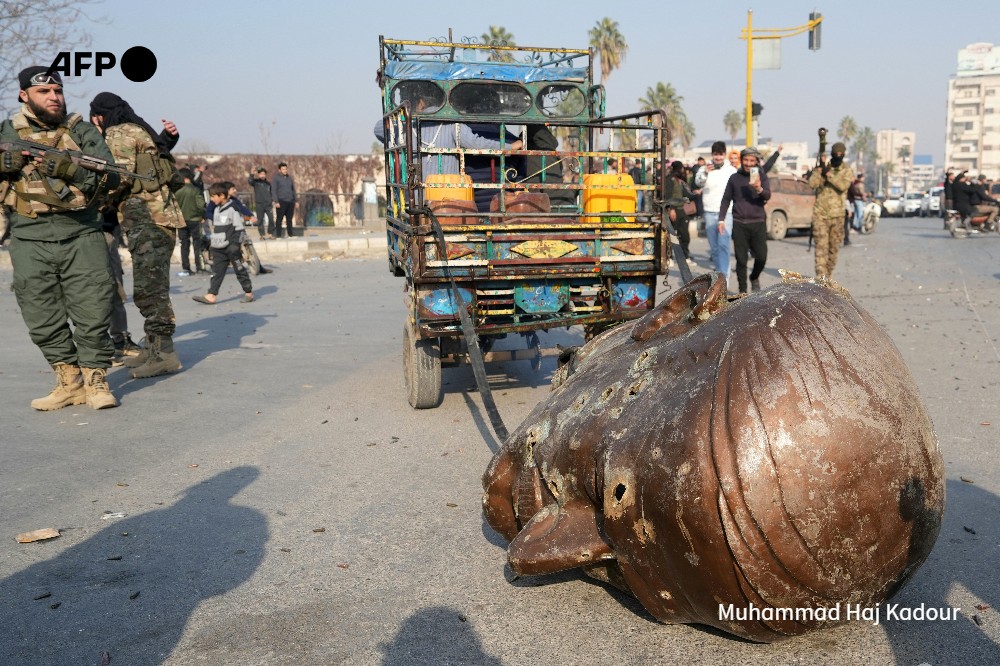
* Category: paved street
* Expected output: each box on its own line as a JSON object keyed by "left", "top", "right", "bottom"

{"left": 0, "top": 215, "right": 998, "bottom": 665}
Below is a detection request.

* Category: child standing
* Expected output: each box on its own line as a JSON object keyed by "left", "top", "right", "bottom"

{"left": 193, "top": 183, "right": 255, "bottom": 304}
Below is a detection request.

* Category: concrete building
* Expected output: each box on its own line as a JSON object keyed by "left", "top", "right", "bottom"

{"left": 945, "top": 42, "right": 1000, "bottom": 178}
{"left": 909, "top": 155, "right": 937, "bottom": 192}
{"left": 877, "top": 129, "right": 916, "bottom": 195}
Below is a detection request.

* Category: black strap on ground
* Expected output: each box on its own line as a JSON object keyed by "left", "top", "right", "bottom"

{"left": 418, "top": 207, "right": 510, "bottom": 442}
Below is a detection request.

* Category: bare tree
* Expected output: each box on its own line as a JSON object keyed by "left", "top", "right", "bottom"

{"left": 258, "top": 119, "right": 277, "bottom": 155}
{"left": 0, "top": 0, "right": 108, "bottom": 116}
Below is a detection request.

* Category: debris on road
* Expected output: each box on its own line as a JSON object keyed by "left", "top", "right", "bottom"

{"left": 16, "top": 528, "right": 60, "bottom": 543}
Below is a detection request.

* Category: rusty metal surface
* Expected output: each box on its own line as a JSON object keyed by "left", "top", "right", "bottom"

{"left": 482, "top": 272, "right": 945, "bottom": 643}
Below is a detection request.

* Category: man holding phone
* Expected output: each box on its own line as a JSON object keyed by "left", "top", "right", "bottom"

{"left": 719, "top": 147, "right": 771, "bottom": 294}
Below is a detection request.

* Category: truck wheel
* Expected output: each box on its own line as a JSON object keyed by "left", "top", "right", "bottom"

{"left": 767, "top": 211, "right": 787, "bottom": 240}
{"left": 403, "top": 324, "right": 442, "bottom": 409}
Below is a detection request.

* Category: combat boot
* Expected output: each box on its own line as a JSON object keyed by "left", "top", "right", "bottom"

{"left": 112, "top": 333, "right": 142, "bottom": 367}
{"left": 31, "top": 363, "right": 87, "bottom": 411}
{"left": 123, "top": 334, "right": 152, "bottom": 369}
{"left": 130, "top": 334, "right": 182, "bottom": 379}
{"left": 81, "top": 367, "right": 119, "bottom": 409}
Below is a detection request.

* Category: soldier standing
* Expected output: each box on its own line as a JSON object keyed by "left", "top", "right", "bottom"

{"left": 89, "top": 92, "right": 185, "bottom": 378}
{"left": 0, "top": 67, "right": 121, "bottom": 409}
{"left": 808, "top": 141, "right": 854, "bottom": 279}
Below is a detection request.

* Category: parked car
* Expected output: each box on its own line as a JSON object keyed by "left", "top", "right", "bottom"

{"left": 765, "top": 173, "right": 816, "bottom": 240}
{"left": 882, "top": 195, "right": 904, "bottom": 217}
{"left": 903, "top": 192, "right": 923, "bottom": 216}
{"left": 925, "top": 186, "right": 943, "bottom": 216}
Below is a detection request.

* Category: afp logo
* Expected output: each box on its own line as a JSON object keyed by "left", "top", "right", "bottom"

{"left": 47, "top": 46, "right": 157, "bottom": 83}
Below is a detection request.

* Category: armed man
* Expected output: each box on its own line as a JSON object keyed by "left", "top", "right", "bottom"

{"left": 0, "top": 67, "right": 122, "bottom": 410}
{"left": 808, "top": 141, "right": 854, "bottom": 279}
{"left": 89, "top": 92, "right": 186, "bottom": 379}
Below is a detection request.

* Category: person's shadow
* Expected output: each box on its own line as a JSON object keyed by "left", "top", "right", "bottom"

{"left": 0, "top": 466, "right": 267, "bottom": 665}
{"left": 380, "top": 606, "right": 502, "bottom": 665}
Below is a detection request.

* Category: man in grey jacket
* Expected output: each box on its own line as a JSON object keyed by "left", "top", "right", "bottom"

{"left": 272, "top": 162, "right": 296, "bottom": 238}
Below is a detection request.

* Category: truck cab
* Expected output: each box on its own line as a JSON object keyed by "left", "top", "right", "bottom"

{"left": 377, "top": 36, "right": 672, "bottom": 407}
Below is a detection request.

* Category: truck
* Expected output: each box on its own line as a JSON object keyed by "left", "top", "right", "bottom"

{"left": 377, "top": 35, "right": 677, "bottom": 409}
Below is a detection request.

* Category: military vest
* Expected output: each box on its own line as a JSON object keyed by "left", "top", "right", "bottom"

{"left": 106, "top": 123, "right": 184, "bottom": 229}
{"left": 4, "top": 112, "right": 97, "bottom": 218}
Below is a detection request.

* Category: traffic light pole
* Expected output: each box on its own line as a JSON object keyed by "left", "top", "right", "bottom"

{"left": 746, "top": 10, "right": 754, "bottom": 147}
{"left": 741, "top": 10, "right": 823, "bottom": 148}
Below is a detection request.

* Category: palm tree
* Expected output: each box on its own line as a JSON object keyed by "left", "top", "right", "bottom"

{"left": 676, "top": 117, "right": 696, "bottom": 152}
{"left": 481, "top": 26, "right": 515, "bottom": 62}
{"left": 638, "top": 82, "right": 692, "bottom": 155}
{"left": 851, "top": 126, "right": 876, "bottom": 173}
{"left": 723, "top": 110, "right": 743, "bottom": 141}
{"left": 589, "top": 18, "right": 628, "bottom": 84}
{"left": 838, "top": 116, "right": 858, "bottom": 145}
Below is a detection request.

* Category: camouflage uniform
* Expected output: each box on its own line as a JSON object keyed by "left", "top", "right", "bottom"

{"left": 103, "top": 122, "right": 184, "bottom": 338}
{"left": 0, "top": 105, "right": 119, "bottom": 368}
{"left": 808, "top": 162, "right": 854, "bottom": 278}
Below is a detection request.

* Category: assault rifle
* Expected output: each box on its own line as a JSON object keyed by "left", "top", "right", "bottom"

{"left": 0, "top": 139, "right": 154, "bottom": 182}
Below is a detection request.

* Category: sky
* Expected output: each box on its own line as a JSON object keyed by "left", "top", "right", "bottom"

{"left": 39, "top": 0, "right": 1000, "bottom": 164}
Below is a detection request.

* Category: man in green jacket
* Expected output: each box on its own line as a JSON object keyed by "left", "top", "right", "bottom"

{"left": 807, "top": 141, "right": 854, "bottom": 279}
{"left": 175, "top": 167, "right": 207, "bottom": 275}
{"left": 0, "top": 67, "right": 121, "bottom": 410}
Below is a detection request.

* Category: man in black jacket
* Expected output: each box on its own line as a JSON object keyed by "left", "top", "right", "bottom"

{"left": 952, "top": 171, "right": 981, "bottom": 229}
{"left": 247, "top": 167, "right": 275, "bottom": 239}
{"left": 719, "top": 147, "right": 771, "bottom": 294}
{"left": 972, "top": 174, "right": 999, "bottom": 227}
{"left": 272, "top": 162, "right": 296, "bottom": 238}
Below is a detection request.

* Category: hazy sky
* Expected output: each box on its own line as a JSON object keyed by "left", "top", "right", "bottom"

{"left": 52, "top": 0, "right": 1000, "bottom": 163}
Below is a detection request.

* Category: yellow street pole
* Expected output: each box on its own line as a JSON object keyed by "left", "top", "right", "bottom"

{"left": 746, "top": 9, "right": 753, "bottom": 148}
{"left": 741, "top": 12, "right": 823, "bottom": 151}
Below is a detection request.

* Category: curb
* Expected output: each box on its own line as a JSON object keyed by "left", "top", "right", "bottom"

{"left": 0, "top": 233, "right": 389, "bottom": 270}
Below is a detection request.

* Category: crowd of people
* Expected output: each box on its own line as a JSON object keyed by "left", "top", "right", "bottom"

{"left": 943, "top": 168, "right": 999, "bottom": 229}
{"left": 0, "top": 66, "right": 281, "bottom": 411}
{"left": 617, "top": 138, "right": 878, "bottom": 293}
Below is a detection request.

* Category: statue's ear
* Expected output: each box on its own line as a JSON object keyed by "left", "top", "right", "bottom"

{"left": 508, "top": 500, "right": 613, "bottom": 576}
{"left": 631, "top": 272, "right": 727, "bottom": 343}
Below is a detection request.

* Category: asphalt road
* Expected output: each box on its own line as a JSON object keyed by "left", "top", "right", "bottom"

{"left": 0, "top": 215, "right": 998, "bottom": 665}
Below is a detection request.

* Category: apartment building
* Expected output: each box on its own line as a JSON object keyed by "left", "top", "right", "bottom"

{"left": 945, "top": 42, "right": 1000, "bottom": 177}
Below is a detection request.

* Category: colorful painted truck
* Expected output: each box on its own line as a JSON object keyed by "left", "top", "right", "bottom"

{"left": 377, "top": 35, "right": 672, "bottom": 408}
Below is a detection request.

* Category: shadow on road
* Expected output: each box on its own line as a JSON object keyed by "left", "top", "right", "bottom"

{"left": 380, "top": 605, "right": 502, "bottom": 665}
{"left": 884, "top": 478, "right": 1000, "bottom": 662}
{"left": 0, "top": 466, "right": 267, "bottom": 665}
{"left": 109, "top": 312, "right": 274, "bottom": 397}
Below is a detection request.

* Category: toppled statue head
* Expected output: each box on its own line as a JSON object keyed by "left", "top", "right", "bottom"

{"left": 483, "top": 273, "right": 944, "bottom": 642}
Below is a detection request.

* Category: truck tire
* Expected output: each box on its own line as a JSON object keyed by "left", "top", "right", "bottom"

{"left": 403, "top": 324, "right": 442, "bottom": 409}
{"left": 767, "top": 211, "right": 787, "bottom": 240}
